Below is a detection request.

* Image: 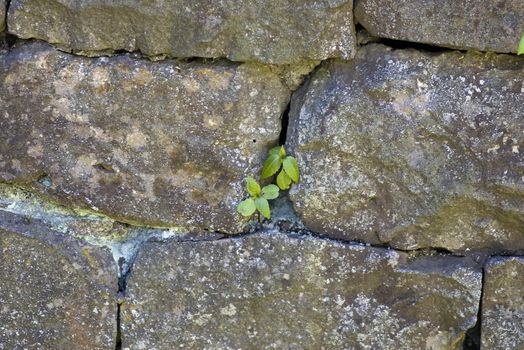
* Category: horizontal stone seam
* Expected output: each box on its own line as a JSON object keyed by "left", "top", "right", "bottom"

{"left": 3, "top": 37, "right": 248, "bottom": 66}
{"left": 4, "top": 180, "right": 521, "bottom": 258}
{"left": 3, "top": 36, "right": 322, "bottom": 68}
{"left": 5, "top": 33, "right": 502, "bottom": 68}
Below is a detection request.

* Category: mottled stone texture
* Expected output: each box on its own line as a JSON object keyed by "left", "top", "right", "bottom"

{"left": 481, "top": 257, "right": 524, "bottom": 350}
{"left": 7, "top": 0, "right": 355, "bottom": 64}
{"left": 0, "top": 42, "right": 289, "bottom": 233}
{"left": 355, "top": 0, "right": 524, "bottom": 54}
{"left": 288, "top": 44, "right": 524, "bottom": 253}
{"left": 122, "top": 232, "right": 481, "bottom": 350}
{"left": 0, "top": 0, "right": 5, "bottom": 32}
{"left": 0, "top": 210, "right": 117, "bottom": 349}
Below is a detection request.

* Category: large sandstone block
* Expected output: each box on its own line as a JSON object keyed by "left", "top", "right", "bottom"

{"left": 288, "top": 44, "right": 524, "bottom": 253}
{"left": 0, "top": 42, "right": 290, "bottom": 233}
{"left": 355, "top": 0, "right": 524, "bottom": 54}
{"left": 8, "top": 0, "right": 356, "bottom": 64}
{"left": 122, "top": 231, "right": 481, "bottom": 349}
{"left": 481, "top": 257, "right": 524, "bottom": 350}
{"left": 0, "top": 210, "right": 117, "bottom": 349}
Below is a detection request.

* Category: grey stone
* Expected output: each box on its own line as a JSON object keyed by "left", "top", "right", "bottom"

{"left": 355, "top": 0, "right": 524, "bottom": 54}
{"left": 0, "top": 42, "right": 290, "bottom": 233}
{"left": 8, "top": 0, "right": 356, "bottom": 64}
{"left": 287, "top": 44, "right": 524, "bottom": 253}
{"left": 481, "top": 256, "right": 524, "bottom": 350}
{"left": 122, "top": 231, "right": 481, "bottom": 350}
{"left": 0, "top": 210, "right": 117, "bottom": 350}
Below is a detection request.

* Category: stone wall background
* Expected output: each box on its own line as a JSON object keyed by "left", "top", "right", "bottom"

{"left": 0, "top": 1, "right": 523, "bottom": 349}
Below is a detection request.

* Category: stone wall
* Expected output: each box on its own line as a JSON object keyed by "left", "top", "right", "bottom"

{"left": 0, "top": 1, "right": 522, "bottom": 349}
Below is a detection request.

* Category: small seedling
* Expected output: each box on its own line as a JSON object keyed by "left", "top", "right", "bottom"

{"left": 518, "top": 34, "right": 524, "bottom": 55}
{"left": 237, "top": 176, "right": 279, "bottom": 220}
{"left": 261, "top": 145, "right": 299, "bottom": 190}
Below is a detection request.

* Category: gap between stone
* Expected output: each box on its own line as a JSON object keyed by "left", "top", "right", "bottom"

{"left": 463, "top": 264, "right": 485, "bottom": 350}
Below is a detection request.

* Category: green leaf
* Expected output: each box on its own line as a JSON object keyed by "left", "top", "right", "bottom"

{"left": 255, "top": 197, "right": 270, "bottom": 219}
{"left": 276, "top": 169, "right": 292, "bottom": 190}
{"left": 283, "top": 156, "right": 299, "bottom": 183}
{"left": 261, "top": 184, "right": 279, "bottom": 200}
{"left": 279, "top": 145, "right": 286, "bottom": 158}
{"left": 261, "top": 153, "right": 282, "bottom": 179}
{"left": 237, "top": 198, "right": 256, "bottom": 217}
{"left": 268, "top": 146, "right": 281, "bottom": 157}
{"left": 518, "top": 34, "right": 524, "bottom": 55}
{"left": 246, "top": 176, "right": 261, "bottom": 197}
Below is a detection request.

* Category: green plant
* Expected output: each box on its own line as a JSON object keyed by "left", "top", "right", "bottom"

{"left": 237, "top": 145, "right": 300, "bottom": 221}
{"left": 261, "top": 146, "right": 299, "bottom": 190}
{"left": 237, "top": 176, "right": 279, "bottom": 219}
{"left": 518, "top": 34, "right": 524, "bottom": 55}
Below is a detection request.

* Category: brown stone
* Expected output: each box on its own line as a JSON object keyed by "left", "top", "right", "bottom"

{"left": 481, "top": 256, "right": 524, "bottom": 349}
{"left": 287, "top": 44, "right": 524, "bottom": 253}
{"left": 0, "top": 210, "right": 117, "bottom": 349}
{"left": 0, "top": 42, "right": 290, "bottom": 233}
{"left": 122, "top": 231, "right": 481, "bottom": 349}
{"left": 8, "top": 0, "right": 356, "bottom": 64}
{"left": 355, "top": 0, "right": 524, "bottom": 54}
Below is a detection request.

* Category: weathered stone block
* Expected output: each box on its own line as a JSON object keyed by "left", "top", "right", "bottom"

{"left": 481, "top": 256, "right": 524, "bottom": 350}
{"left": 0, "top": 210, "right": 117, "bottom": 349}
{"left": 0, "top": 0, "right": 5, "bottom": 32}
{"left": 0, "top": 42, "right": 290, "bottom": 233}
{"left": 122, "top": 231, "right": 481, "bottom": 349}
{"left": 8, "top": 0, "right": 356, "bottom": 64}
{"left": 355, "top": 0, "right": 524, "bottom": 54}
{"left": 288, "top": 44, "right": 524, "bottom": 253}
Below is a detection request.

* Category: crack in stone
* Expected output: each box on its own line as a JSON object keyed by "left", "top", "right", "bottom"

{"left": 463, "top": 264, "right": 485, "bottom": 350}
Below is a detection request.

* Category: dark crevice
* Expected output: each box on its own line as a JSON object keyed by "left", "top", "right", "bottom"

{"left": 4, "top": 0, "right": 10, "bottom": 29}
{"left": 115, "top": 303, "right": 122, "bottom": 350}
{"left": 115, "top": 256, "right": 134, "bottom": 350}
{"left": 354, "top": 23, "right": 459, "bottom": 54}
{"left": 4, "top": 33, "right": 16, "bottom": 48}
{"left": 93, "top": 162, "right": 115, "bottom": 173}
{"left": 180, "top": 218, "right": 462, "bottom": 259}
{"left": 373, "top": 38, "right": 459, "bottom": 54}
{"left": 463, "top": 265, "right": 484, "bottom": 349}
{"left": 279, "top": 101, "right": 290, "bottom": 145}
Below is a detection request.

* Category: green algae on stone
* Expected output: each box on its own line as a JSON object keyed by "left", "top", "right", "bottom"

{"left": 8, "top": 0, "right": 356, "bottom": 64}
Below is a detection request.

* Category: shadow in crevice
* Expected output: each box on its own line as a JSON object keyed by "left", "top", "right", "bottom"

{"left": 279, "top": 101, "right": 291, "bottom": 145}
{"left": 463, "top": 265, "right": 484, "bottom": 350}
{"left": 115, "top": 303, "right": 122, "bottom": 350}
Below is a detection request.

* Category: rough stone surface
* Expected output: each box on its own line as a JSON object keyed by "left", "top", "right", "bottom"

{"left": 481, "top": 256, "right": 524, "bottom": 350}
{"left": 8, "top": 0, "right": 356, "bottom": 64}
{"left": 0, "top": 42, "right": 290, "bottom": 233}
{"left": 0, "top": 210, "right": 117, "bottom": 349}
{"left": 355, "top": 0, "right": 524, "bottom": 54}
{"left": 122, "top": 231, "right": 481, "bottom": 349}
{"left": 0, "top": 0, "right": 5, "bottom": 32}
{"left": 288, "top": 44, "right": 524, "bottom": 253}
